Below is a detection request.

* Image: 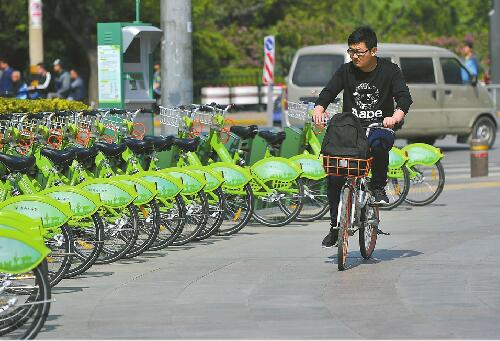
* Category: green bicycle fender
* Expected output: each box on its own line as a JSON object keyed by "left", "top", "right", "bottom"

{"left": 183, "top": 165, "right": 225, "bottom": 193}
{"left": 0, "top": 228, "right": 51, "bottom": 274}
{"left": 78, "top": 178, "right": 137, "bottom": 209}
{"left": 133, "top": 171, "right": 183, "bottom": 199}
{"left": 161, "top": 167, "right": 206, "bottom": 195}
{"left": 0, "top": 211, "right": 44, "bottom": 239}
{"left": 289, "top": 154, "right": 326, "bottom": 180}
{"left": 385, "top": 147, "right": 409, "bottom": 179}
{"left": 206, "top": 162, "right": 252, "bottom": 189}
{"left": 113, "top": 175, "right": 158, "bottom": 205}
{"left": 251, "top": 156, "right": 303, "bottom": 182}
{"left": 402, "top": 143, "right": 444, "bottom": 167}
{"left": 0, "top": 194, "right": 73, "bottom": 229}
{"left": 39, "top": 186, "right": 102, "bottom": 218}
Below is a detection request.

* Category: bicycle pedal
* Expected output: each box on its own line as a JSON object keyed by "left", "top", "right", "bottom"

{"left": 375, "top": 228, "right": 390, "bottom": 236}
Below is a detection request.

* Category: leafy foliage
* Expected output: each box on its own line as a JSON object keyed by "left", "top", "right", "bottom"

{"left": 0, "top": 98, "right": 88, "bottom": 114}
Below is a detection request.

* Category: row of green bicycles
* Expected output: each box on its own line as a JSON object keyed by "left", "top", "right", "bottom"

{"left": 0, "top": 101, "right": 445, "bottom": 338}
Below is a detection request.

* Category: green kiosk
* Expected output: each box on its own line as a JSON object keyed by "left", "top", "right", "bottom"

{"left": 97, "top": 22, "right": 162, "bottom": 133}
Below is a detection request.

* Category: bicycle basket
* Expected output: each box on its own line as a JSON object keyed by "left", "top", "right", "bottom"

{"left": 323, "top": 156, "right": 373, "bottom": 177}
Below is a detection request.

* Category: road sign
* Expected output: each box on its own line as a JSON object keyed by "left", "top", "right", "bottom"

{"left": 263, "top": 35, "right": 275, "bottom": 86}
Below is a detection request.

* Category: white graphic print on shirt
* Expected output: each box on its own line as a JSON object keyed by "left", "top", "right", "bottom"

{"left": 351, "top": 82, "right": 383, "bottom": 119}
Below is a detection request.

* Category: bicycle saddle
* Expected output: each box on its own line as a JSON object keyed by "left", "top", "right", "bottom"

{"left": 229, "top": 125, "right": 259, "bottom": 139}
{"left": 143, "top": 135, "right": 175, "bottom": 152}
{"left": 258, "top": 130, "right": 286, "bottom": 146}
{"left": 94, "top": 141, "right": 127, "bottom": 158}
{"left": 41, "top": 148, "right": 76, "bottom": 166}
{"left": 69, "top": 146, "right": 98, "bottom": 163}
{"left": 173, "top": 137, "right": 200, "bottom": 152}
{"left": 0, "top": 153, "right": 35, "bottom": 173}
{"left": 124, "top": 138, "right": 151, "bottom": 155}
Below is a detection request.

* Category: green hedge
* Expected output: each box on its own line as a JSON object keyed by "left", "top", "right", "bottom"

{"left": 0, "top": 98, "right": 89, "bottom": 114}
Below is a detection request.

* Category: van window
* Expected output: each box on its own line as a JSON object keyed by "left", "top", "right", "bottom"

{"left": 400, "top": 57, "right": 435, "bottom": 84}
{"left": 292, "top": 54, "right": 344, "bottom": 87}
{"left": 440, "top": 58, "right": 471, "bottom": 85}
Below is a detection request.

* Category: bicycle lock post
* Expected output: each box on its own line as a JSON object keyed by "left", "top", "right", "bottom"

{"left": 470, "top": 139, "right": 489, "bottom": 177}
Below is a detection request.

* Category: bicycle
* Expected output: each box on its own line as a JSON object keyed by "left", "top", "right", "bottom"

{"left": 324, "top": 122, "right": 396, "bottom": 271}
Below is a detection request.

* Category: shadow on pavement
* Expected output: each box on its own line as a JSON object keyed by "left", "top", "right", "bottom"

{"left": 69, "top": 271, "right": 114, "bottom": 280}
{"left": 52, "top": 286, "right": 89, "bottom": 294}
{"left": 326, "top": 248, "right": 423, "bottom": 270}
{"left": 41, "top": 314, "right": 62, "bottom": 333}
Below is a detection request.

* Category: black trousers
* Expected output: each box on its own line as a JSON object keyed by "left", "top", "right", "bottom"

{"left": 327, "top": 130, "right": 394, "bottom": 227}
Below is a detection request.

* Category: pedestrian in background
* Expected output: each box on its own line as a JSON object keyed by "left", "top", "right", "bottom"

{"left": 460, "top": 40, "right": 479, "bottom": 83}
{"left": 49, "top": 59, "right": 71, "bottom": 99}
{"left": 153, "top": 61, "right": 161, "bottom": 112}
{"left": 66, "top": 68, "right": 86, "bottom": 101}
{"left": 0, "top": 57, "right": 14, "bottom": 97}
{"left": 11, "top": 71, "right": 29, "bottom": 99}
{"left": 28, "top": 63, "right": 55, "bottom": 99}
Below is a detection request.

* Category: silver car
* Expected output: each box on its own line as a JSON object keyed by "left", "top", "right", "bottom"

{"left": 286, "top": 43, "right": 497, "bottom": 147}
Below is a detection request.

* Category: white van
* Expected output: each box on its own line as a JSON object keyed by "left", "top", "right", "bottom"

{"left": 286, "top": 43, "right": 497, "bottom": 147}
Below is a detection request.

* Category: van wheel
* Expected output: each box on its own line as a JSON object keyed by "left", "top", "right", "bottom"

{"left": 472, "top": 116, "right": 496, "bottom": 148}
{"left": 407, "top": 137, "right": 436, "bottom": 145}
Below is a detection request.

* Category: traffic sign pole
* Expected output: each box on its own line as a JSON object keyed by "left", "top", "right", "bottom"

{"left": 263, "top": 36, "right": 275, "bottom": 127}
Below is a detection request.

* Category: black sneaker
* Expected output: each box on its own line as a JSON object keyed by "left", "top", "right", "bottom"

{"left": 322, "top": 228, "right": 338, "bottom": 248}
{"left": 371, "top": 187, "right": 389, "bottom": 205}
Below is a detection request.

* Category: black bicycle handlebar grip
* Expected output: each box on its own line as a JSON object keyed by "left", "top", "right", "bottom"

{"left": 199, "top": 105, "right": 214, "bottom": 111}
{"left": 81, "top": 110, "right": 98, "bottom": 116}
{"left": 53, "top": 110, "right": 72, "bottom": 117}
{"left": 110, "top": 109, "right": 127, "bottom": 115}
{"left": 394, "top": 119, "right": 404, "bottom": 131}
{"left": 30, "top": 112, "right": 47, "bottom": 120}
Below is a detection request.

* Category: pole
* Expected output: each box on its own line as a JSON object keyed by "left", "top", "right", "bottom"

{"left": 490, "top": 0, "right": 500, "bottom": 112}
{"left": 28, "top": 0, "right": 44, "bottom": 74}
{"left": 267, "top": 83, "right": 274, "bottom": 127}
{"left": 160, "top": 0, "right": 193, "bottom": 109}
{"left": 135, "top": 0, "right": 141, "bottom": 23}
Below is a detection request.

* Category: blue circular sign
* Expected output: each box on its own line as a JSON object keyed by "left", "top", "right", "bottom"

{"left": 265, "top": 37, "right": 274, "bottom": 52}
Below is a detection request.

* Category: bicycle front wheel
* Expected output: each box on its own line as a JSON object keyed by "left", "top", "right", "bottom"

{"left": 171, "top": 191, "right": 209, "bottom": 246}
{"left": 252, "top": 178, "right": 304, "bottom": 227}
{"left": 195, "top": 188, "right": 225, "bottom": 241}
{"left": 405, "top": 161, "right": 445, "bottom": 206}
{"left": 359, "top": 204, "right": 378, "bottom": 259}
{"left": 218, "top": 184, "right": 254, "bottom": 236}
{"left": 122, "top": 200, "right": 160, "bottom": 259}
{"left": 337, "top": 187, "right": 352, "bottom": 271}
{"left": 149, "top": 195, "right": 186, "bottom": 251}
{"left": 0, "top": 260, "right": 51, "bottom": 340}
{"left": 45, "top": 224, "right": 73, "bottom": 287}
{"left": 294, "top": 177, "right": 329, "bottom": 222}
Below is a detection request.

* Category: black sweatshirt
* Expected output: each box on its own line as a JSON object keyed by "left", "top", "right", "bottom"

{"left": 315, "top": 57, "right": 412, "bottom": 127}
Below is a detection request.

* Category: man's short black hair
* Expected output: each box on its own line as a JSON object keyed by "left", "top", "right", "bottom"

{"left": 348, "top": 26, "right": 378, "bottom": 50}
{"left": 0, "top": 57, "right": 8, "bottom": 64}
{"left": 464, "top": 40, "right": 473, "bottom": 49}
{"left": 37, "top": 62, "right": 47, "bottom": 70}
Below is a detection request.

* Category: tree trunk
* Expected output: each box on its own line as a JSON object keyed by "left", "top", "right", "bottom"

{"left": 86, "top": 48, "right": 98, "bottom": 107}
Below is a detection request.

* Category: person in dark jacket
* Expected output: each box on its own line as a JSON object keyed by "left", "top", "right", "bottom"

{"left": 28, "top": 63, "right": 55, "bottom": 98}
{"left": 0, "top": 58, "right": 14, "bottom": 97}
{"left": 11, "top": 71, "right": 29, "bottom": 99}
{"left": 49, "top": 59, "right": 71, "bottom": 98}
{"left": 66, "top": 68, "right": 86, "bottom": 101}
{"left": 312, "top": 26, "right": 413, "bottom": 248}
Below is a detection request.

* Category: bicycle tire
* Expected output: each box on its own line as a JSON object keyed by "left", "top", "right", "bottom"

{"left": 122, "top": 200, "right": 161, "bottom": 258}
{"left": 380, "top": 165, "right": 411, "bottom": 210}
{"left": 359, "top": 204, "right": 378, "bottom": 259}
{"left": 337, "top": 187, "right": 352, "bottom": 271}
{"left": 64, "top": 212, "right": 104, "bottom": 278}
{"left": 148, "top": 194, "right": 186, "bottom": 251}
{"left": 292, "top": 177, "right": 329, "bottom": 222}
{"left": 0, "top": 260, "right": 51, "bottom": 339}
{"left": 171, "top": 191, "right": 209, "bottom": 246}
{"left": 194, "top": 188, "right": 225, "bottom": 241}
{"left": 253, "top": 178, "right": 304, "bottom": 227}
{"left": 405, "top": 160, "right": 445, "bottom": 206}
{"left": 95, "top": 204, "right": 139, "bottom": 264}
{"left": 45, "top": 224, "right": 73, "bottom": 287}
{"left": 218, "top": 184, "right": 254, "bottom": 236}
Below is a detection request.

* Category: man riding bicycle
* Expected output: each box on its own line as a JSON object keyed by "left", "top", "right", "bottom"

{"left": 312, "top": 26, "right": 413, "bottom": 248}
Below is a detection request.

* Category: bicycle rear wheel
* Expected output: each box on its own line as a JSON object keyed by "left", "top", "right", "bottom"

{"left": 171, "top": 191, "right": 209, "bottom": 246}
{"left": 337, "top": 187, "right": 352, "bottom": 271}
{"left": 218, "top": 184, "right": 254, "bottom": 236}
{"left": 149, "top": 195, "right": 186, "bottom": 251}
{"left": 122, "top": 200, "right": 160, "bottom": 258}
{"left": 252, "top": 178, "right": 304, "bottom": 227}
{"left": 45, "top": 224, "right": 73, "bottom": 287}
{"left": 405, "top": 161, "right": 445, "bottom": 206}
{"left": 359, "top": 204, "right": 379, "bottom": 259}
{"left": 95, "top": 204, "right": 139, "bottom": 264}
{"left": 294, "top": 177, "right": 329, "bottom": 222}
{"left": 64, "top": 213, "right": 104, "bottom": 278}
